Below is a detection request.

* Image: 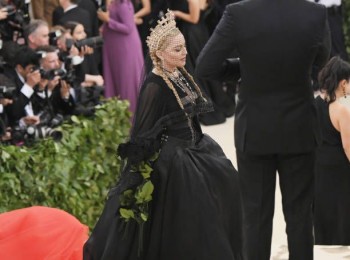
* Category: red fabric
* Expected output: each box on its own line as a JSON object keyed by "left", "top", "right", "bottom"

{"left": 0, "top": 206, "right": 89, "bottom": 260}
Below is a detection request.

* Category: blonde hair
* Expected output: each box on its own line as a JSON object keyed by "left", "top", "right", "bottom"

{"left": 149, "top": 29, "right": 205, "bottom": 110}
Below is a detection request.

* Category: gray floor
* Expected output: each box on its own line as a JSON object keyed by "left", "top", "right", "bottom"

{"left": 201, "top": 98, "right": 350, "bottom": 259}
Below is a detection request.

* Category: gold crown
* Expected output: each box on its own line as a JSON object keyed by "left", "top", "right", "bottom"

{"left": 146, "top": 10, "right": 177, "bottom": 53}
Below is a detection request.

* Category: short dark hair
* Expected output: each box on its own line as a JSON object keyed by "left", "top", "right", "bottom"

{"left": 13, "top": 46, "right": 40, "bottom": 68}
{"left": 318, "top": 56, "right": 350, "bottom": 102}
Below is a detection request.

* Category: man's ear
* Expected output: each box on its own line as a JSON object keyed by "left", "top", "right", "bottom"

{"left": 27, "top": 34, "right": 35, "bottom": 45}
{"left": 16, "top": 64, "right": 24, "bottom": 74}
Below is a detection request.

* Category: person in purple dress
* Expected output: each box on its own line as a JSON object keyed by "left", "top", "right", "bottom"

{"left": 97, "top": 0, "right": 144, "bottom": 113}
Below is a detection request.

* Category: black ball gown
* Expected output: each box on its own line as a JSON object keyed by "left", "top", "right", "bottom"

{"left": 83, "top": 71, "right": 243, "bottom": 259}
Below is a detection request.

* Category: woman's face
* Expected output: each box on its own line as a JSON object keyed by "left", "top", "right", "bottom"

{"left": 158, "top": 33, "right": 187, "bottom": 72}
{"left": 72, "top": 24, "right": 86, "bottom": 41}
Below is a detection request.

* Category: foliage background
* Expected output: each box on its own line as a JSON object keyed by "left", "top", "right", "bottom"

{"left": 0, "top": 99, "right": 131, "bottom": 229}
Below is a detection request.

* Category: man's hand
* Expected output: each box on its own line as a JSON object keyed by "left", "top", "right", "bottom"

{"left": 23, "top": 115, "right": 40, "bottom": 126}
{"left": 47, "top": 76, "right": 60, "bottom": 91}
{"left": 0, "top": 98, "right": 13, "bottom": 106}
{"left": 0, "top": 8, "right": 8, "bottom": 20}
{"left": 60, "top": 80, "right": 71, "bottom": 99}
{"left": 79, "top": 45, "right": 94, "bottom": 56}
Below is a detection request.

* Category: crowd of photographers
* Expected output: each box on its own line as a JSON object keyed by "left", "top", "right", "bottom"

{"left": 0, "top": 0, "right": 105, "bottom": 146}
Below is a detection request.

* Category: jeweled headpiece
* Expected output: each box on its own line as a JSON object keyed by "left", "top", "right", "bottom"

{"left": 146, "top": 10, "right": 177, "bottom": 53}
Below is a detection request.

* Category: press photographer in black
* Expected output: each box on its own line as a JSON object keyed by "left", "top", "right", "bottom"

{"left": 0, "top": 0, "right": 30, "bottom": 43}
{"left": 0, "top": 73, "right": 14, "bottom": 142}
{"left": 35, "top": 45, "right": 75, "bottom": 119}
{"left": 3, "top": 45, "right": 42, "bottom": 129}
{"left": 49, "top": 24, "right": 104, "bottom": 116}
{"left": 1, "top": 45, "right": 69, "bottom": 145}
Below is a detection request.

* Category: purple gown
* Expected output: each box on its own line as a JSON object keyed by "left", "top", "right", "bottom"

{"left": 102, "top": 0, "right": 144, "bottom": 113}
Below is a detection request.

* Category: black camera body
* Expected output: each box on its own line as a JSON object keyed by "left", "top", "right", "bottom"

{"left": 11, "top": 124, "right": 62, "bottom": 145}
{"left": 39, "top": 68, "right": 66, "bottom": 81}
{"left": 66, "top": 36, "right": 104, "bottom": 51}
{"left": 0, "top": 1, "right": 30, "bottom": 41}
{"left": 0, "top": 85, "right": 16, "bottom": 99}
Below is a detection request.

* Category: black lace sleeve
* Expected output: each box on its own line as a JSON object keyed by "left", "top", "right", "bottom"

{"left": 117, "top": 78, "right": 167, "bottom": 164}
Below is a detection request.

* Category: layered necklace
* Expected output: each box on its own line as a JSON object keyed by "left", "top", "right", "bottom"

{"left": 164, "top": 68, "right": 198, "bottom": 105}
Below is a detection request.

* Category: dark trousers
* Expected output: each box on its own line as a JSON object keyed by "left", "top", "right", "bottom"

{"left": 327, "top": 5, "right": 349, "bottom": 61}
{"left": 236, "top": 150, "right": 315, "bottom": 260}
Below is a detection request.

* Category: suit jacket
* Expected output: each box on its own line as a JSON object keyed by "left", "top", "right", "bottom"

{"left": 53, "top": 6, "right": 93, "bottom": 38}
{"left": 31, "top": 0, "right": 60, "bottom": 27}
{"left": 3, "top": 67, "right": 31, "bottom": 126}
{"left": 77, "top": 0, "right": 99, "bottom": 37}
{"left": 196, "top": 0, "right": 331, "bottom": 154}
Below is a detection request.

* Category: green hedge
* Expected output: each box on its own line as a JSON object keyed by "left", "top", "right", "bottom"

{"left": 0, "top": 98, "right": 131, "bottom": 229}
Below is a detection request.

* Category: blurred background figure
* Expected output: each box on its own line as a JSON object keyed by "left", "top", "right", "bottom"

{"left": 314, "top": 56, "right": 350, "bottom": 246}
{"left": 31, "top": 0, "right": 60, "bottom": 28}
{"left": 132, "top": 0, "right": 151, "bottom": 56}
{"left": 53, "top": 0, "right": 94, "bottom": 38}
{"left": 98, "top": 0, "right": 143, "bottom": 114}
{"left": 309, "top": 0, "right": 348, "bottom": 61}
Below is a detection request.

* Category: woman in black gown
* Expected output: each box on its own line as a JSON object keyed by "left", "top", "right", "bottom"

{"left": 83, "top": 10, "right": 243, "bottom": 260}
{"left": 314, "top": 56, "right": 350, "bottom": 245}
{"left": 168, "top": 0, "right": 236, "bottom": 125}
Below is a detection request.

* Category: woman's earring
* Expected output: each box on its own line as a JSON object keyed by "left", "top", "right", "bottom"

{"left": 343, "top": 86, "right": 347, "bottom": 98}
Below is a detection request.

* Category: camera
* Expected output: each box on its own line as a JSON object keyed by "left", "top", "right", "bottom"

{"left": 66, "top": 36, "right": 104, "bottom": 51}
{"left": 11, "top": 124, "right": 62, "bottom": 145}
{"left": 27, "top": 125, "right": 62, "bottom": 141}
{"left": 39, "top": 68, "right": 66, "bottom": 81}
{"left": 39, "top": 111, "right": 64, "bottom": 128}
{"left": 48, "top": 30, "right": 62, "bottom": 46}
{"left": 0, "top": 1, "right": 30, "bottom": 41}
{"left": 0, "top": 85, "right": 16, "bottom": 99}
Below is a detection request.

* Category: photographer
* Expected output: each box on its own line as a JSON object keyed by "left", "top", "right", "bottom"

{"left": 35, "top": 45, "right": 75, "bottom": 118}
{"left": 0, "top": 0, "right": 30, "bottom": 43}
{"left": 23, "top": 20, "right": 50, "bottom": 50}
{"left": 64, "top": 22, "right": 103, "bottom": 88}
{"left": 3, "top": 45, "right": 43, "bottom": 129}
{"left": 0, "top": 73, "right": 13, "bottom": 142}
{"left": 49, "top": 24, "right": 105, "bottom": 111}
{"left": 1, "top": 45, "right": 65, "bottom": 144}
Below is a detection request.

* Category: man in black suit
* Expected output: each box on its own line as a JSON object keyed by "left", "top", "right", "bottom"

{"left": 196, "top": 1, "right": 331, "bottom": 259}
{"left": 3, "top": 46, "right": 42, "bottom": 128}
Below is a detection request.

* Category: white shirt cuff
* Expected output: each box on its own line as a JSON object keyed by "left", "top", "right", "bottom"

{"left": 21, "top": 84, "right": 34, "bottom": 98}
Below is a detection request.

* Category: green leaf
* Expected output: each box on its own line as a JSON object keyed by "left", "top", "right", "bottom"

{"left": 119, "top": 208, "right": 135, "bottom": 220}
{"left": 141, "top": 212, "right": 148, "bottom": 222}
{"left": 135, "top": 181, "right": 154, "bottom": 204}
